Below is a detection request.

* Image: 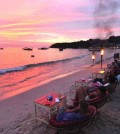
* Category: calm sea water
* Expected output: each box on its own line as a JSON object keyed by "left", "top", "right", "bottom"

{"left": 0, "top": 47, "right": 116, "bottom": 100}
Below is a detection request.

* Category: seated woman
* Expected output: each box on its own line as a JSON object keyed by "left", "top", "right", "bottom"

{"left": 56, "top": 100, "right": 89, "bottom": 122}
{"left": 93, "top": 78, "right": 104, "bottom": 85}
{"left": 73, "top": 86, "right": 88, "bottom": 107}
{"left": 87, "top": 80, "right": 102, "bottom": 93}
{"left": 85, "top": 86, "right": 106, "bottom": 100}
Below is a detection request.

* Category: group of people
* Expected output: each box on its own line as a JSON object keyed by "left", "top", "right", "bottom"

{"left": 106, "top": 59, "right": 120, "bottom": 84}
{"left": 55, "top": 59, "right": 119, "bottom": 123}
{"left": 56, "top": 81, "right": 107, "bottom": 122}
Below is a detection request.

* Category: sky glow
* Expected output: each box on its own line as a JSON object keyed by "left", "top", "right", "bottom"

{"left": 0, "top": 0, "right": 119, "bottom": 47}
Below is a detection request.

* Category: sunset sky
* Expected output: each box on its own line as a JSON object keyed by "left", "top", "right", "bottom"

{"left": 0, "top": 0, "right": 120, "bottom": 47}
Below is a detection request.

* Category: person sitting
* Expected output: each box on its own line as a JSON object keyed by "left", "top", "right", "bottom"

{"left": 85, "top": 86, "right": 106, "bottom": 100}
{"left": 73, "top": 86, "right": 88, "bottom": 107}
{"left": 56, "top": 100, "right": 89, "bottom": 122}
{"left": 116, "top": 74, "right": 120, "bottom": 83}
{"left": 114, "top": 59, "right": 120, "bottom": 68}
{"left": 104, "top": 69, "right": 116, "bottom": 84}
{"left": 87, "top": 79, "right": 103, "bottom": 93}
{"left": 93, "top": 78, "right": 104, "bottom": 85}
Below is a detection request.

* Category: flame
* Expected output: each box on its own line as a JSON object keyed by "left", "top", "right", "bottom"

{"left": 92, "top": 54, "right": 95, "bottom": 60}
{"left": 101, "top": 49, "right": 104, "bottom": 55}
{"left": 99, "top": 70, "right": 105, "bottom": 74}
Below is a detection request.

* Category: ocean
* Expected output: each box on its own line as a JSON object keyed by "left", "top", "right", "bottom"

{"left": 0, "top": 47, "right": 116, "bottom": 100}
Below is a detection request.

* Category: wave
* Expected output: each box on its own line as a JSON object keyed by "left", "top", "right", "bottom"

{"left": 0, "top": 66, "right": 27, "bottom": 74}
{"left": 0, "top": 54, "right": 89, "bottom": 75}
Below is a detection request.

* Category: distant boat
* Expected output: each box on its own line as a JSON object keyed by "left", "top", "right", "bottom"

{"left": 59, "top": 48, "right": 63, "bottom": 51}
{"left": 38, "top": 47, "right": 48, "bottom": 50}
{"left": 88, "top": 47, "right": 100, "bottom": 51}
{"left": 31, "top": 55, "right": 35, "bottom": 57}
{"left": 0, "top": 48, "right": 3, "bottom": 50}
{"left": 22, "top": 47, "right": 32, "bottom": 51}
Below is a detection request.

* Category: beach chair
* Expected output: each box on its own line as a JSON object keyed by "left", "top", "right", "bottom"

{"left": 71, "top": 89, "right": 109, "bottom": 109}
{"left": 86, "top": 91, "right": 109, "bottom": 108}
{"left": 49, "top": 105, "right": 97, "bottom": 134}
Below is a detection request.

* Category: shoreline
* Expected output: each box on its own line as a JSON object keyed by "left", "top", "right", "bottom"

{"left": 0, "top": 53, "right": 113, "bottom": 101}
{"left": 0, "top": 57, "right": 114, "bottom": 133}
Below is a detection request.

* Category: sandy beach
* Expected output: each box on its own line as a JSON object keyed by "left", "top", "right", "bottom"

{"left": 0, "top": 0, "right": 120, "bottom": 133}
{"left": 1, "top": 57, "right": 120, "bottom": 134}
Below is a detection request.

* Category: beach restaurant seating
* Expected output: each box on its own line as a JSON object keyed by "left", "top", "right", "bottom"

{"left": 71, "top": 91, "right": 109, "bottom": 109}
{"left": 71, "top": 83, "right": 109, "bottom": 109}
{"left": 49, "top": 105, "right": 97, "bottom": 134}
{"left": 86, "top": 91, "right": 109, "bottom": 108}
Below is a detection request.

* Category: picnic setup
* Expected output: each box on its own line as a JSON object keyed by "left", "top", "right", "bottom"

{"left": 33, "top": 57, "right": 120, "bottom": 134}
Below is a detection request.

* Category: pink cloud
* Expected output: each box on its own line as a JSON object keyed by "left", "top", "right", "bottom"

{"left": 0, "top": 0, "right": 119, "bottom": 47}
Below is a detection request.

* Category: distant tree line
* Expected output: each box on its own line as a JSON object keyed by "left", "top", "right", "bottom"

{"left": 50, "top": 35, "right": 120, "bottom": 49}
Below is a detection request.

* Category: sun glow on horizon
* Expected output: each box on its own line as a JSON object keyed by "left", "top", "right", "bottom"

{"left": 0, "top": 0, "right": 119, "bottom": 47}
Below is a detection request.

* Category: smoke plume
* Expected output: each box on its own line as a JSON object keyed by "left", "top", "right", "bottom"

{"left": 94, "top": 0, "right": 120, "bottom": 39}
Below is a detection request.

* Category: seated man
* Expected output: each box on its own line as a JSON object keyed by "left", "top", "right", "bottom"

{"left": 56, "top": 100, "right": 89, "bottom": 122}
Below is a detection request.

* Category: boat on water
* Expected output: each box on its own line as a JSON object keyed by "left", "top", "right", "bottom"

{"left": 59, "top": 48, "right": 64, "bottom": 51}
{"left": 38, "top": 47, "right": 49, "bottom": 50}
{"left": 31, "top": 55, "right": 35, "bottom": 57}
{"left": 22, "top": 47, "right": 33, "bottom": 51}
{"left": 88, "top": 47, "right": 100, "bottom": 51}
{"left": 0, "top": 48, "right": 4, "bottom": 50}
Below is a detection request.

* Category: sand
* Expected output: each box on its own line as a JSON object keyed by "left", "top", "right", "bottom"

{"left": 1, "top": 57, "right": 120, "bottom": 134}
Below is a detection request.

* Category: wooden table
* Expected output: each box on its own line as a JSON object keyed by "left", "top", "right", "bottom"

{"left": 34, "top": 92, "right": 66, "bottom": 124}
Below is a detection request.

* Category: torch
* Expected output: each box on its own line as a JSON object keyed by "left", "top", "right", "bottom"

{"left": 92, "top": 54, "right": 95, "bottom": 64}
{"left": 100, "top": 49, "right": 104, "bottom": 68}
